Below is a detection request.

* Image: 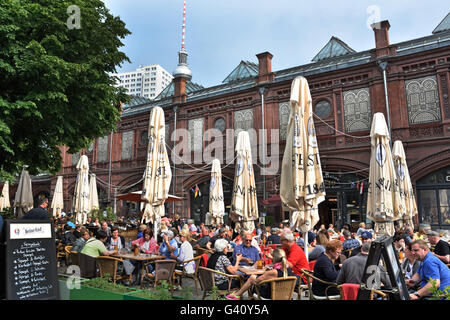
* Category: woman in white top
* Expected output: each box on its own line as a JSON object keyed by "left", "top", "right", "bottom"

{"left": 177, "top": 230, "right": 195, "bottom": 274}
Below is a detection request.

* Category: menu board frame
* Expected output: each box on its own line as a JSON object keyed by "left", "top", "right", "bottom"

{"left": 2, "top": 219, "right": 59, "bottom": 300}
{"left": 357, "top": 235, "right": 410, "bottom": 300}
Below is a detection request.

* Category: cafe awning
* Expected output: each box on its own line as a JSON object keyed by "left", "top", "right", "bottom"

{"left": 262, "top": 194, "right": 282, "bottom": 206}
{"left": 116, "top": 191, "right": 183, "bottom": 203}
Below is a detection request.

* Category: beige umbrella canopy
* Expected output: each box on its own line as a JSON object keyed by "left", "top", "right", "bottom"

{"left": 141, "top": 106, "right": 172, "bottom": 238}
{"left": 209, "top": 159, "right": 225, "bottom": 227}
{"left": 51, "top": 176, "right": 64, "bottom": 218}
{"left": 230, "top": 131, "right": 258, "bottom": 234}
{"left": 13, "top": 167, "right": 34, "bottom": 218}
{"left": 89, "top": 174, "right": 100, "bottom": 212}
{"left": 392, "top": 140, "right": 418, "bottom": 228}
{"left": 73, "top": 155, "right": 91, "bottom": 225}
{"left": 367, "top": 113, "right": 404, "bottom": 236}
{"left": 0, "top": 181, "right": 11, "bottom": 211}
{"left": 280, "top": 76, "right": 325, "bottom": 236}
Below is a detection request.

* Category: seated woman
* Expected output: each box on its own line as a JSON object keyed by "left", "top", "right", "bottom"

{"left": 312, "top": 240, "right": 343, "bottom": 297}
{"left": 176, "top": 230, "right": 195, "bottom": 274}
{"left": 226, "top": 248, "right": 294, "bottom": 300}
{"left": 132, "top": 228, "right": 157, "bottom": 254}
{"left": 206, "top": 238, "right": 242, "bottom": 290}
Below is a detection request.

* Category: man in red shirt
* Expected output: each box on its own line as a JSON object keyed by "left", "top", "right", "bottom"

{"left": 280, "top": 230, "right": 309, "bottom": 284}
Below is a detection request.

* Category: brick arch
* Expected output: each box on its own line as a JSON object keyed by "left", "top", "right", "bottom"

{"left": 182, "top": 167, "right": 235, "bottom": 191}
{"left": 320, "top": 156, "right": 369, "bottom": 177}
{"left": 116, "top": 173, "right": 144, "bottom": 192}
{"left": 409, "top": 148, "right": 450, "bottom": 183}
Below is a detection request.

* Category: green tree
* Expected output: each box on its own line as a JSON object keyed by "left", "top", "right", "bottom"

{"left": 0, "top": 0, "right": 131, "bottom": 181}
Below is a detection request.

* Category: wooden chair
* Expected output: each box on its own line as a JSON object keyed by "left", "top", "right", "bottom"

{"left": 78, "top": 253, "right": 98, "bottom": 279}
{"left": 64, "top": 245, "right": 73, "bottom": 266}
{"left": 69, "top": 251, "right": 79, "bottom": 266}
{"left": 197, "top": 267, "right": 243, "bottom": 300}
{"left": 174, "top": 255, "right": 202, "bottom": 294}
{"left": 141, "top": 259, "right": 177, "bottom": 293}
{"left": 96, "top": 256, "right": 132, "bottom": 284}
{"left": 253, "top": 276, "right": 297, "bottom": 300}
{"left": 300, "top": 268, "right": 341, "bottom": 300}
{"left": 56, "top": 242, "right": 66, "bottom": 265}
{"left": 337, "top": 284, "right": 388, "bottom": 300}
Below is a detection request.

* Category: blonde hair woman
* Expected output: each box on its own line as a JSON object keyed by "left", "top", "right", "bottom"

{"left": 226, "top": 249, "right": 295, "bottom": 300}
{"left": 176, "top": 230, "right": 195, "bottom": 274}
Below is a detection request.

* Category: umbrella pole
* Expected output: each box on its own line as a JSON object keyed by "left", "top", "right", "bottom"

{"left": 304, "top": 231, "right": 309, "bottom": 262}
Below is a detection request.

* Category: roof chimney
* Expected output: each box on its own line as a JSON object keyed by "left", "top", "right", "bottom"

{"left": 371, "top": 20, "right": 396, "bottom": 58}
{"left": 256, "top": 51, "right": 274, "bottom": 83}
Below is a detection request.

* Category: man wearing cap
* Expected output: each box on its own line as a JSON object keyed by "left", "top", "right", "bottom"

{"left": 407, "top": 239, "right": 450, "bottom": 300}
{"left": 350, "top": 231, "right": 373, "bottom": 257}
{"left": 427, "top": 231, "right": 450, "bottom": 264}
{"left": 159, "top": 230, "right": 179, "bottom": 259}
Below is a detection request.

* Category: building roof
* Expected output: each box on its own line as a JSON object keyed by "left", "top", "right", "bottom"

{"left": 311, "top": 36, "right": 356, "bottom": 62}
{"left": 433, "top": 12, "right": 450, "bottom": 34}
{"left": 122, "top": 95, "right": 153, "bottom": 110}
{"left": 222, "top": 60, "right": 259, "bottom": 83}
{"left": 121, "top": 23, "right": 450, "bottom": 118}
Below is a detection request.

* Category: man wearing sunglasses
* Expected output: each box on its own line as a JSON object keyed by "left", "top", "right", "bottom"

{"left": 232, "top": 231, "right": 261, "bottom": 267}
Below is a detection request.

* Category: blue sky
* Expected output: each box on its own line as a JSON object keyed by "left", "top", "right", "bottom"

{"left": 102, "top": 0, "right": 449, "bottom": 88}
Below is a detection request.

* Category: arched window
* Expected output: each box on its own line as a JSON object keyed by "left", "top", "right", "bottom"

{"left": 405, "top": 76, "right": 441, "bottom": 125}
{"left": 278, "top": 102, "right": 290, "bottom": 140}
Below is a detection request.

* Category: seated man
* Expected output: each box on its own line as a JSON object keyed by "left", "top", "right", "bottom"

{"left": 72, "top": 228, "right": 91, "bottom": 252}
{"left": 206, "top": 227, "right": 229, "bottom": 251}
{"left": 232, "top": 231, "right": 261, "bottom": 267}
{"left": 193, "top": 228, "right": 211, "bottom": 249}
{"left": 267, "top": 228, "right": 281, "bottom": 245}
{"left": 342, "top": 229, "right": 361, "bottom": 257}
{"left": 407, "top": 239, "right": 450, "bottom": 300}
{"left": 278, "top": 230, "right": 309, "bottom": 285}
{"left": 81, "top": 230, "right": 117, "bottom": 258}
{"left": 62, "top": 224, "right": 77, "bottom": 246}
{"left": 336, "top": 242, "right": 391, "bottom": 288}
{"left": 427, "top": 231, "right": 450, "bottom": 264}
{"left": 350, "top": 231, "right": 372, "bottom": 257}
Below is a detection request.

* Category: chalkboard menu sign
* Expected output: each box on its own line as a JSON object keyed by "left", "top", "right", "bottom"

{"left": 357, "top": 235, "right": 410, "bottom": 300}
{"left": 1, "top": 220, "right": 58, "bottom": 300}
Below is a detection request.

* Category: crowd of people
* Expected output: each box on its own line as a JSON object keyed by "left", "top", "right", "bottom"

{"left": 15, "top": 199, "right": 450, "bottom": 300}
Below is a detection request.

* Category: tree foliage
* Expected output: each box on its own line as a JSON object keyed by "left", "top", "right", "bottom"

{"left": 0, "top": 0, "right": 131, "bottom": 180}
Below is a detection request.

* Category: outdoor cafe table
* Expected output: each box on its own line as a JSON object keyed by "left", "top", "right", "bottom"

{"left": 111, "top": 252, "right": 165, "bottom": 285}
{"left": 238, "top": 265, "right": 267, "bottom": 276}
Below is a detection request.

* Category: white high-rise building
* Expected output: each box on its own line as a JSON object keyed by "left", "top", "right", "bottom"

{"left": 112, "top": 64, "right": 173, "bottom": 99}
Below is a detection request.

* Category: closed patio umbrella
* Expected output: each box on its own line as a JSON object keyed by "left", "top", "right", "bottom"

{"left": 13, "top": 167, "right": 34, "bottom": 218}
{"left": 0, "top": 181, "right": 11, "bottom": 212}
{"left": 73, "top": 155, "right": 91, "bottom": 225}
{"left": 209, "top": 159, "right": 225, "bottom": 227}
{"left": 141, "top": 106, "right": 172, "bottom": 239}
{"left": 51, "top": 176, "right": 64, "bottom": 218}
{"left": 230, "top": 131, "right": 258, "bottom": 234}
{"left": 392, "top": 140, "right": 418, "bottom": 228}
{"left": 280, "top": 76, "right": 325, "bottom": 261}
{"left": 89, "top": 174, "right": 100, "bottom": 212}
{"left": 367, "top": 113, "right": 404, "bottom": 236}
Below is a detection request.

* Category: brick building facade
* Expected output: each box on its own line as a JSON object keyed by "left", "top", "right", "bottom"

{"left": 6, "top": 15, "right": 450, "bottom": 231}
